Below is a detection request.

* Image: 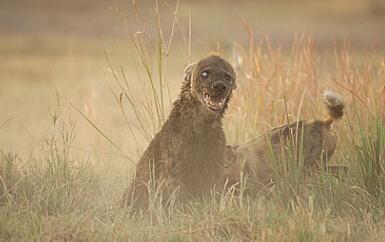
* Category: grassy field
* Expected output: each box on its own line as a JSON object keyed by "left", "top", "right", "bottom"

{"left": 1, "top": 0, "right": 385, "bottom": 241}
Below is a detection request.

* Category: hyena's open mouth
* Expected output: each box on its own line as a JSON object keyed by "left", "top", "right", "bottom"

{"left": 203, "top": 91, "right": 228, "bottom": 112}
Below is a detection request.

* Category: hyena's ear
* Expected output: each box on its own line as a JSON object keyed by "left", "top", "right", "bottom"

{"left": 183, "top": 62, "right": 196, "bottom": 83}
{"left": 233, "top": 70, "right": 237, "bottom": 90}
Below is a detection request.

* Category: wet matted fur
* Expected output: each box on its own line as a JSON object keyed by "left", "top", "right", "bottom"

{"left": 224, "top": 91, "right": 348, "bottom": 194}
{"left": 122, "top": 55, "right": 236, "bottom": 210}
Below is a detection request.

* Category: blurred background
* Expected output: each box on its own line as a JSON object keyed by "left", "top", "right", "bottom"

{"left": 0, "top": 0, "right": 384, "bottom": 160}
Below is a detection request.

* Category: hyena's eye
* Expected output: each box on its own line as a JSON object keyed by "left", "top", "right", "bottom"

{"left": 225, "top": 74, "right": 232, "bottom": 82}
{"left": 201, "top": 71, "right": 209, "bottom": 78}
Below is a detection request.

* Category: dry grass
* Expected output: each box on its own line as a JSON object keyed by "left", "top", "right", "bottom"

{"left": 1, "top": 1, "right": 385, "bottom": 241}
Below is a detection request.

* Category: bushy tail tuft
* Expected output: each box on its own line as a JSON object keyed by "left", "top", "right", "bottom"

{"left": 323, "top": 90, "right": 345, "bottom": 126}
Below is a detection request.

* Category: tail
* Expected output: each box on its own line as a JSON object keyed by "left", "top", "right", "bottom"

{"left": 323, "top": 90, "right": 345, "bottom": 126}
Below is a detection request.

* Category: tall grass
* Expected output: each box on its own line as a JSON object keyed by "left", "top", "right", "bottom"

{"left": 103, "top": 0, "right": 182, "bottom": 146}
{"left": 1, "top": 1, "right": 385, "bottom": 241}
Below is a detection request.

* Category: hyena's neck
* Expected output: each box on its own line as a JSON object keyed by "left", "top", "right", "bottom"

{"left": 170, "top": 94, "right": 223, "bottom": 127}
